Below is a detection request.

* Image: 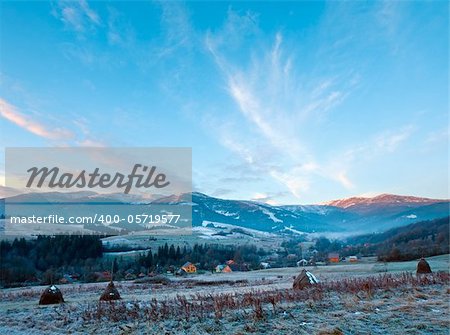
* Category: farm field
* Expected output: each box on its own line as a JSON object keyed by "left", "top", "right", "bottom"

{"left": 0, "top": 255, "right": 448, "bottom": 334}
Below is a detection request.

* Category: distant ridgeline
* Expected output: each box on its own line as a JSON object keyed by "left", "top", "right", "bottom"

{"left": 0, "top": 192, "right": 449, "bottom": 234}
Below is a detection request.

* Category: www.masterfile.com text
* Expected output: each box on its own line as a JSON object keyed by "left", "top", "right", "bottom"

{"left": 9, "top": 214, "right": 181, "bottom": 225}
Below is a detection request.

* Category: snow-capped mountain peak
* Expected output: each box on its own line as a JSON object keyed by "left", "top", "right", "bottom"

{"left": 323, "top": 194, "right": 445, "bottom": 209}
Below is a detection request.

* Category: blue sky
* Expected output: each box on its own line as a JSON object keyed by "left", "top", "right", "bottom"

{"left": 0, "top": 0, "right": 448, "bottom": 204}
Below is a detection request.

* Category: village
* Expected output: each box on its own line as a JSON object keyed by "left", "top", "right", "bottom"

{"left": 56, "top": 244, "right": 362, "bottom": 285}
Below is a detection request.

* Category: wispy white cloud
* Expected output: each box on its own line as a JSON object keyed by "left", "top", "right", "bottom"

{"left": 0, "top": 98, "right": 74, "bottom": 140}
{"left": 342, "top": 125, "right": 416, "bottom": 163}
{"left": 106, "top": 7, "right": 135, "bottom": 47}
{"left": 211, "top": 188, "right": 233, "bottom": 197}
{"left": 219, "top": 132, "right": 255, "bottom": 165}
{"left": 374, "top": 125, "right": 415, "bottom": 153}
{"left": 425, "top": 128, "right": 449, "bottom": 144}
{"left": 154, "top": 1, "right": 195, "bottom": 59}
{"left": 376, "top": 0, "right": 401, "bottom": 35}
{"left": 250, "top": 191, "right": 288, "bottom": 205}
{"left": 76, "top": 139, "right": 105, "bottom": 147}
{"left": 204, "top": 10, "right": 357, "bottom": 199}
{"left": 325, "top": 124, "right": 416, "bottom": 191}
{"left": 53, "top": 0, "right": 101, "bottom": 33}
{"left": 202, "top": 6, "right": 422, "bottom": 201}
{"left": 269, "top": 168, "right": 315, "bottom": 198}
{"left": 0, "top": 98, "right": 105, "bottom": 147}
{"left": 71, "top": 117, "right": 105, "bottom": 147}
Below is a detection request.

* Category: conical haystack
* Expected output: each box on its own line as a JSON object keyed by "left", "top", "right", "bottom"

{"left": 39, "top": 285, "right": 64, "bottom": 305}
{"left": 416, "top": 258, "right": 432, "bottom": 274}
{"left": 100, "top": 281, "right": 121, "bottom": 301}
{"left": 293, "top": 269, "right": 319, "bottom": 290}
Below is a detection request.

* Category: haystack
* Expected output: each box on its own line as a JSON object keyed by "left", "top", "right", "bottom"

{"left": 99, "top": 281, "right": 121, "bottom": 301}
{"left": 39, "top": 285, "right": 64, "bottom": 305}
{"left": 416, "top": 258, "right": 432, "bottom": 274}
{"left": 293, "top": 269, "right": 319, "bottom": 290}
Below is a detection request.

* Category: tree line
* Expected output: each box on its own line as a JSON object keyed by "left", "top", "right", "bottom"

{"left": 0, "top": 235, "right": 103, "bottom": 286}
{"left": 137, "top": 243, "right": 266, "bottom": 272}
{"left": 0, "top": 235, "right": 267, "bottom": 287}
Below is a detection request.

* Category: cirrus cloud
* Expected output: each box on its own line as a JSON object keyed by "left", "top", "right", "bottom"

{"left": 0, "top": 98, "right": 74, "bottom": 140}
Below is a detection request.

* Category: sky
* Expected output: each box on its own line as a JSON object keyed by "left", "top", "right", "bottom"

{"left": 0, "top": 0, "right": 448, "bottom": 204}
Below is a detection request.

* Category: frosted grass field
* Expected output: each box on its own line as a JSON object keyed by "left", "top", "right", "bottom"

{"left": 0, "top": 255, "right": 448, "bottom": 334}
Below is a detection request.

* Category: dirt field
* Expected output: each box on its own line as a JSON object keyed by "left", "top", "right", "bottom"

{"left": 0, "top": 255, "right": 448, "bottom": 334}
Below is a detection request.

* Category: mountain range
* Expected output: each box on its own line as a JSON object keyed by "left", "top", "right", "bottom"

{"left": 190, "top": 192, "right": 449, "bottom": 234}
{"left": 0, "top": 191, "right": 448, "bottom": 236}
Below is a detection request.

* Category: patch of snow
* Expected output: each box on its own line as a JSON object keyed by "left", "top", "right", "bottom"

{"left": 192, "top": 226, "right": 218, "bottom": 236}
{"left": 284, "top": 205, "right": 332, "bottom": 215}
{"left": 102, "top": 237, "right": 130, "bottom": 246}
{"left": 198, "top": 235, "right": 227, "bottom": 240}
{"left": 261, "top": 208, "right": 282, "bottom": 223}
{"left": 284, "top": 226, "right": 306, "bottom": 235}
{"left": 214, "top": 210, "right": 238, "bottom": 217}
{"left": 108, "top": 226, "right": 125, "bottom": 232}
{"left": 192, "top": 226, "right": 229, "bottom": 240}
{"left": 201, "top": 221, "right": 276, "bottom": 237}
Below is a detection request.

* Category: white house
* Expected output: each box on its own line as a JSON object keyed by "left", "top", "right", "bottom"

{"left": 296, "top": 259, "right": 308, "bottom": 267}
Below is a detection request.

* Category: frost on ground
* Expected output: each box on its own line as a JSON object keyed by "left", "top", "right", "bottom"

{"left": 0, "top": 274, "right": 448, "bottom": 334}
{"left": 1, "top": 256, "right": 449, "bottom": 335}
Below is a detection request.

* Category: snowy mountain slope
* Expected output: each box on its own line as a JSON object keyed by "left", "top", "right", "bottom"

{"left": 0, "top": 192, "right": 448, "bottom": 235}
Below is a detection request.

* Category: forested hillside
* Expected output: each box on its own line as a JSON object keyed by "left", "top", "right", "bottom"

{"left": 345, "top": 217, "right": 449, "bottom": 261}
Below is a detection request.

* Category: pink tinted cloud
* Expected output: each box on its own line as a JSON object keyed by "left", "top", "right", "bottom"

{"left": 0, "top": 98, "right": 74, "bottom": 140}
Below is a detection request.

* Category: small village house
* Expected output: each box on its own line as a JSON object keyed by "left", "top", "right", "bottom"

{"left": 328, "top": 253, "right": 340, "bottom": 263}
{"left": 125, "top": 273, "right": 137, "bottom": 280}
{"left": 260, "top": 262, "right": 270, "bottom": 269}
{"left": 297, "top": 259, "right": 308, "bottom": 267}
{"left": 181, "top": 262, "right": 197, "bottom": 273}
{"left": 215, "top": 264, "right": 232, "bottom": 273}
{"left": 59, "top": 274, "right": 72, "bottom": 284}
{"left": 225, "top": 259, "right": 249, "bottom": 271}
{"left": 94, "top": 271, "right": 112, "bottom": 282}
{"left": 349, "top": 256, "right": 358, "bottom": 263}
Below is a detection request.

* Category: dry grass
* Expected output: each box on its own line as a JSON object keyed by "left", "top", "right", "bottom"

{"left": 80, "top": 272, "right": 449, "bottom": 323}
{"left": 1, "top": 270, "right": 448, "bottom": 335}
